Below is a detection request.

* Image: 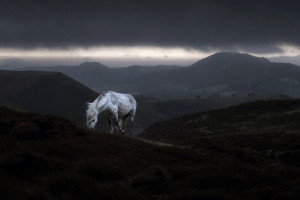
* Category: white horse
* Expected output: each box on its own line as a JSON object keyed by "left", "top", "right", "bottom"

{"left": 86, "top": 91, "right": 137, "bottom": 134}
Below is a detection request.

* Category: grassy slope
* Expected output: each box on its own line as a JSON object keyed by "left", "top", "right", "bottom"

{"left": 0, "top": 105, "right": 299, "bottom": 199}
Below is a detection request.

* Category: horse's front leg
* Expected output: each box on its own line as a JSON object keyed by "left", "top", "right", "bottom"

{"left": 121, "top": 115, "right": 130, "bottom": 135}
{"left": 117, "top": 120, "right": 125, "bottom": 134}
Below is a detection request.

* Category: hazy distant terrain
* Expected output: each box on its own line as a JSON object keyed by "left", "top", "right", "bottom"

{"left": 17, "top": 62, "right": 181, "bottom": 93}
{"left": 128, "top": 52, "right": 300, "bottom": 97}
{"left": 14, "top": 52, "right": 300, "bottom": 98}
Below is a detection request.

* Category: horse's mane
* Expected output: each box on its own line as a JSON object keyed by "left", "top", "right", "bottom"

{"left": 96, "top": 90, "right": 110, "bottom": 102}
{"left": 87, "top": 91, "right": 111, "bottom": 111}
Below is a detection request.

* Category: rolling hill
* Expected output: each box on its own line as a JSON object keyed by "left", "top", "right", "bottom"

{"left": 0, "top": 103, "right": 299, "bottom": 199}
{"left": 2, "top": 70, "right": 277, "bottom": 134}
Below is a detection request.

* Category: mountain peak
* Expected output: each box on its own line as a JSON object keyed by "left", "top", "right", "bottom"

{"left": 79, "top": 62, "right": 109, "bottom": 68}
{"left": 213, "top": 52, "right": 268, "bottom": 60}
{"left": 193, "top": 52, "right": 270, "bottom": 66}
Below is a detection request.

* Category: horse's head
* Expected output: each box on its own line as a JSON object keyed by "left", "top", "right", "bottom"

{"left": 86, "top": 102, "right": 98, "bottom": 130}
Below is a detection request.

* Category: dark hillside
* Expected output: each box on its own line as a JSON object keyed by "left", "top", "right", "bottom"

{"left": 133, "top": 95, "right": 290, "bottom": 130}
{"left": 139, "top": 99, "right": 300, "bottom": 166}
{"left": 0, "top": 105, "right": 299, "bottom": 199}
{"left": 0, "top": 70, "right": 98, "bottom": 125}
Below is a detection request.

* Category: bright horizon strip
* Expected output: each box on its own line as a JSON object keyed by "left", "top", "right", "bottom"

{"left": 0, "top": 46, "right": 213, "bottom": 59}
{"left": 0, "top": 44, "right": 300, "bottom": 60}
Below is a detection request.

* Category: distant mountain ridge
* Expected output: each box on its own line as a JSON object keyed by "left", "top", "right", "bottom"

{"left": 11, "top": 52, "right": 300, "bottom": 97}
{"left": 19, "top": 62, "right": 181, "bottom": 93}
{"left": 125, "top": 52, "right": 300, "bottom": 97}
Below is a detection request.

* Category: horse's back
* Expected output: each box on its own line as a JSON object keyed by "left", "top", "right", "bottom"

{"left": 125, "top": 94, "right": 137, "bottom": 109}
{"left": 109, "top": 91, "right": 136, "bottom": 116}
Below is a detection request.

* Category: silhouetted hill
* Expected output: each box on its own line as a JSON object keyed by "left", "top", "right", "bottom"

{"left": 1, "top": 105, "right": 299, "bottom": 199}
{"left": 183, "top": 52, "right": 300, "bottom": 96}
{"left": 0, "top": 70, "right": 98, "bottom": 125}
{"left": 21, "top": 62, "right": 117, "bottom": 92}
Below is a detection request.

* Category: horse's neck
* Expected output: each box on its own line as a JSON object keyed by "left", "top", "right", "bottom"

{"left": 95, "top": 97, "right": 109, "bottom": 113}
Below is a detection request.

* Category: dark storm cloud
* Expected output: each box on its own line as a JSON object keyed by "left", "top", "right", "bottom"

{"left": 0, "top": 0, "right": 300, "bottom": 53}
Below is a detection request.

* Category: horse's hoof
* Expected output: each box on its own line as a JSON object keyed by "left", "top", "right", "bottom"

{"left": 124, "top": 131, "right": 131, "bottom": 136}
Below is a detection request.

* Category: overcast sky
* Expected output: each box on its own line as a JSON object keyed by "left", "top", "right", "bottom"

{"left": 1, "top": 0, "right": 300, "bottom": 66}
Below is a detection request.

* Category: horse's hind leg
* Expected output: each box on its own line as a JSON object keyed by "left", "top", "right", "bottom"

{"left": 121, "top": 114, "right": 130, "bottom": 135}
{"left": 126, "top": 111, "right": 136, "bottom": 136}
{"left": 114, "top": 116, "right": 125, "bottom": 134}
{"left": 115, "top": 119, "right": 124, "bottom": 134}
{"left": 129, "top": 111, "right": 136, "bottom": 128}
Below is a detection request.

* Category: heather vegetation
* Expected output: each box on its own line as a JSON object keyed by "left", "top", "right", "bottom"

{"left": 1, "top": 101, "right": 299, "bottom": 199}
